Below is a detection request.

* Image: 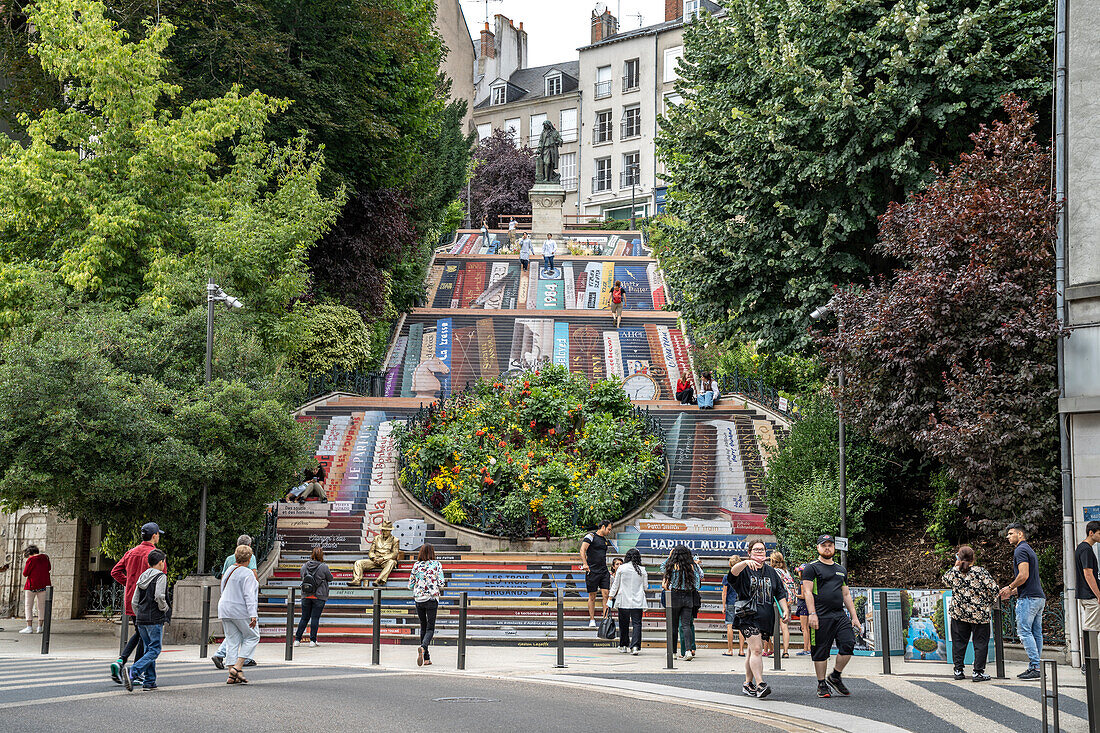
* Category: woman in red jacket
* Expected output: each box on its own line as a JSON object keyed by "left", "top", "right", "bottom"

{"left": 21, "top": 545, "right": 51, "bottom": 634}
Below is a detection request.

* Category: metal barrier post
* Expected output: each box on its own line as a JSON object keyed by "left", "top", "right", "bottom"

{"left": 1085, "top": 631, "right": 1100, "bottom": 733}
{"left": 284, "top": 588, "right": 296, "bottom": 661}
{"left": 458, "top": 592, "right": 468, "bottom": 670}
{"left": 773, "top": 608, "right": 782, "bottom": 671}
{"left": 1040, "top": 659, "right": 1060, "bottom": 733}
{"left": 119, "top": 612, "right": 129, "bottom": 658}
{"left": 993, "top": 602, "right": 1006, "bottom": 679}
{"left": 372, "top": 588, "right": 382, "bottom": 665}
{"left": 554, "top": 588, "right": 566, "bottom": 668}
{"left": 40, "top": 586, "right": 54, "bottom": 655}
{"left": 878, "top": 591, "right": 891, "bottom": 674}
{"left": 664, "top": 591, "right": 675, "bottom": 670}
{"left": 199, "top": 585, "right": 211, "bottom": 658}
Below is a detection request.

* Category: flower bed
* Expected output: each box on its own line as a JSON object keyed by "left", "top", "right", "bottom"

{"left": 395, "top": 365, "right": 666, "bottom": 538}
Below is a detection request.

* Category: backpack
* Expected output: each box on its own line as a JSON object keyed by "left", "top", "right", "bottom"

{"left": 301, "top": 565, "right": 321, "bottom": 596}
{"left": 612, "top": 288, "right": 622, "bottom": 304}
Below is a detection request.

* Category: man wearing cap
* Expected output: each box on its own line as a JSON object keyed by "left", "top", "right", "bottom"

{"left": 109, "top": 522, "right": 164, "bottom": 685}
{"left": 348, "top": 521, "right": 400, "bottom": 587}
{"left": 800, "top": 534, "right": 862, "bottom": 698}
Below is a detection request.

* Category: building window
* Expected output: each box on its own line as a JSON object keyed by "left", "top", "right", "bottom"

{"left": 621, "top": 106, "right": 641, "bottom": 139}
{"left": 560, "top": 152, "right": 578, "bottom": 191}
{"left": 595, "top": 65, "right": 612, "bottom": 99}
{"left": 545, "top": 74, "right": 562, "bottom": 96}
{"left": 504, "top": 118, "right": 520, "bottom": 145}
{"left": 529, "top": 113, "right": 547, "bottom": 147}
{"left": 560, "top": 108, "right": 578, "bottom": 143}
{"left": 477, "top": 123, "right": 492, "bottom": 141}
{"left": 491, "top": 85, "right": 507, "bottom": 105}
{"left": 621, "top": 152, "right": 641, "bottom": 187}
{"left": 593, "top": 157, "right": 612, "bottom": 192}
{"left": 663, "top": 46, "right": 683, "bottom": 83}
{"left": 594, "top": 110, "right": 613, "bottom": 144}
{"left": 623, "top": 59, "right": 640, "bottom": 92}
{"left": 684, "top": 0, "right": 701, "bottom": 17}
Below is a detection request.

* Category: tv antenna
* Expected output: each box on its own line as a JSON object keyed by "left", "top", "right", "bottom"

{"left": 481, "top": 0, "right": 503, "bottom": 25}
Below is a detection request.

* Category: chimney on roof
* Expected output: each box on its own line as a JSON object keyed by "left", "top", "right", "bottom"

{"left": 665, "top": 0, "right": 681, "bottom": 22}
{"left": 480, "top": 21, "right": 495, "bottom": 59}
{"left": 591, "top": 7, "right": 618, "bottom": 44}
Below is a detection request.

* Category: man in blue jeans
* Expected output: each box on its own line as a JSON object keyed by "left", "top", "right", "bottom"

{"left": 1000, "top": 523, "right": 1045, "bottom": 679}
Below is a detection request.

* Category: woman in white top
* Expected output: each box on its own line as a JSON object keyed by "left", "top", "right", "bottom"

{"left": 218, "top": 544, "right": 260, "bottom": 684}
{"left": 697, "top": 371, "right": 720, "bottom": 409}
{"left": 609, "top": 548, "right": 649, "bottom": 655}
{"left": 541, "top": 234, "right": 556, "bottom": 273}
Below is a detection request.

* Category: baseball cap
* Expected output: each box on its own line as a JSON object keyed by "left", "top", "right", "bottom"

{"left": 141, "top": 522, "right": 164, "bottom": 538}
{"left": 816, "top": 534, "right": 835, "bottom": 545}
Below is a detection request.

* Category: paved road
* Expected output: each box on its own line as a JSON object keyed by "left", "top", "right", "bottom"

{"left": 0, "top": 657, "right": 787, "bottom": 733}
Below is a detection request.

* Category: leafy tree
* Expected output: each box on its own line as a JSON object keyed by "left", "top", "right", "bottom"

{"left": 655, "top": 0, "right": 1052, "bottom": 352}
{"left": 819, "top": 96, "right": 1059, "bottom": 532}
{"left": 290, "top": 303, "right": 374, "bottom": 375}
{"left": 462, "top": 129, "right": 535, "bottom": 228}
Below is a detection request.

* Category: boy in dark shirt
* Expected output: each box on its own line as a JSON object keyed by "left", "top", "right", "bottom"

{"left": 801, "top": 535, "right": 862, "bottom": 698}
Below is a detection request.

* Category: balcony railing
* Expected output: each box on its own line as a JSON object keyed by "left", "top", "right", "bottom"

{"left": 620, "top": 170, "right": 641, "bottom": 188}
{"left": 594, "top": 80, "right": 612, "bottom": 99}
{"left": 561, "top": 127, "right": 579, "bottom": 143}
{"left": 622, "top": 75, "right": 640, "bottom": 92}
{"left": 592, "top": 174, "right": 612, "bottom": 193}
{"left": 593, "top": 124, "right": 613, "bottom": 144}
{"left": 620, "top": 119, "right": 641, "bottom": 139}
{"left": 561, "top": 174, "right": 578, "bottom": 191}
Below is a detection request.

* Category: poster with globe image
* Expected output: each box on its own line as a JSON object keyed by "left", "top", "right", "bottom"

{"left": 904, "top": 589, "right": 949, "bottom": 661}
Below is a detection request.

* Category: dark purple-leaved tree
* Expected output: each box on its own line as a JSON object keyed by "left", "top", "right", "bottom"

{"left": 818, "top": 95, "right": 1060, "bottom": 532}
{"left": 462, "top": 129, "right": 534, "bottom": 228}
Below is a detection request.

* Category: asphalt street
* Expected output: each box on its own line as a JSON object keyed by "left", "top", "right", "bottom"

{"left": 0, "top": 657, "right": 786, "bottom": 733}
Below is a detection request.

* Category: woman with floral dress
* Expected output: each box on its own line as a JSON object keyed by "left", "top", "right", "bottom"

{"left": 942, "top": 544, "right": 999, "bottom": 681}
{"left": 408, "top": 543, "right": 446, "bottom": 666}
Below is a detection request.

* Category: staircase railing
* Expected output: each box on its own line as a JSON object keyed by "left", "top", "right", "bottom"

{"left": 716, "top": 369, "right": 800, "bottom": 421}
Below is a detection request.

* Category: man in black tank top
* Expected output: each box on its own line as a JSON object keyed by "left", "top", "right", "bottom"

{"left": 800, "top": 535, "right": 862, "bottom": 699}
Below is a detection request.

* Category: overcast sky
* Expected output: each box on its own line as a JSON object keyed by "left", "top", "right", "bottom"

{"left": 458, "top": 0, "right": 668, "bottom": 66}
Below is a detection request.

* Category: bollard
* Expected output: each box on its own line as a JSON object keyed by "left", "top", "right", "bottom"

{"left": 992, "top": 602, "right": 1006, "bottom": 679}
{"left": 199, "top": 585, "right": 211, "bottom": 659}
{"left": 554, "top": 588, "right": 566, "bottom": 668}
{"left": 664, "top": 591, "right": 675, "bottom": 670}
{"left": 878, "top": 591, "right": 891, "bottom": 675}
{"left": 773, "top": 607, "right": 782, "bottom": 671}
{"left": 119, "top": 612, "right": 130, "bottom": 658}
{"left": 371, "top": 587, "right": 382, "bottom": 665}
{"left": 1040, "top": 659, "right": 1060, "bottom": 733}
{"left": 1085, "top": 631, "right": 1100, "bottom": 733}
{"left": 284, "top": 588, "right": 296, "bottom": 661}
{"left": 458, "top": 592, "right": 468, "bottom": 671}
{"left": 40, "top": 586, "right": 54, "bottom": 655}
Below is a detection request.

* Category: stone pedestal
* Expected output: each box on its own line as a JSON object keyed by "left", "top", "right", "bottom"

{"left": 528, "top": 183, "right": 566, "bottom": 237}
{"left": 164, "top": 574, "right": 222, "bottom": 644}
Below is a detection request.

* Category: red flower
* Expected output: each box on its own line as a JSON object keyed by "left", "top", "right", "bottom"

{"left": 548, "top": 428, "right": 556, "bottom": 436}
{"left": 524, "top": 380, "right": 531, "bottom": 387}
{"left": 476, "top": 429, "right": 485, "bottom": 436}
{"left": 451, "top": 466, "right": 460, "bottom": 474}
{"left": 484, "top": 476, "right": 494, "bottom": 485}
{"left": 530, "top": 420, "right": 536, "bottom": 428}
{"left": 527, "top": 451, "right": 535, "bottom": 458}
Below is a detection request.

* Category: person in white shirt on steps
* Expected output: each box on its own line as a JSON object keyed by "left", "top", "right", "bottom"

{"left": 609, "top": 548, "right": 648, "bottom": 654}
{"left": 542, "top": 234, "right": 556, "bottom": 273}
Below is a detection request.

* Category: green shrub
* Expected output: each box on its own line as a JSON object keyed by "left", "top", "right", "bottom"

{"left": 926, "top": 470, "right": 964, "bottom": 560}
{"left": 693, "top": 339, "right": 823, "bottom": 399}
{"left": 291, "top": 303, "right": 372, "bottom": 376}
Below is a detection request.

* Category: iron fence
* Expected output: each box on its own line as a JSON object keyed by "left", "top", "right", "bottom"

{"left": 86, "top": 581, "right": 125, "bottom": 618}
{"left": 999, "top": 595, "right": 1066, "bottom": 646}
{"left": 716, "top": 369, "right": 800, "bottom": 421}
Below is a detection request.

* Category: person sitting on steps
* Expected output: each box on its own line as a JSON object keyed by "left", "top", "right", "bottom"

{"left": 284, "top": 466, "right": 327, "bottom": 504}
{"left": 348, "top": 521, "right": 401, "bottom": 587}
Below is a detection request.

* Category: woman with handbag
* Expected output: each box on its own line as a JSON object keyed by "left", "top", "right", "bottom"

{"left": 408, "top": 543, "right": 446, "bottom": 666}
{"left": 729, "top": 540, "right": 790, "bottom": 699}
{"left": 661, "top": 545, "right": 703, "bottom": 660}
{"left": 218, "top": 544, "right": 261, "bottom": 684}
{"left": 609, "top": 548, "right": 648, "bottom": 655}
{"left": 294, "top": 546, "right": 333, "bottom": 647}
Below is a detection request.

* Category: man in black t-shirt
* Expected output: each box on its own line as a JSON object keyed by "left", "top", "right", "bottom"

{"left": 580, "top": 520, "right": 615, "bottom": 627}
{"left": 800, "top": 535, "right": 862, "bottom": 699}
{"left": 1076, "top": 521, "right": 1100, "bottom": 671}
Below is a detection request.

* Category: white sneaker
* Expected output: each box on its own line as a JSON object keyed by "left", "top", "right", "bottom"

{"left": 618, "top": 646, "right": 628, "bottom": 653}
{"left": 34, "top": 627, "right": 41, "bottom": 634}
{"left": 685, "top": 650, "right": 695, "bottom": 661}
{"left": 589, "top": 619, "right": 597, "bottom": 628}
{"left": 293, "top": 640, "right": 300, "bottom": 647}
{"left": 309, "top": 641, "right": 318, "bottom": 647}
{"left": 631, "top": 648, "right": 639, "bottom": 655}
{"left": 18, "top": 626, "right": 32, "bottom": 634}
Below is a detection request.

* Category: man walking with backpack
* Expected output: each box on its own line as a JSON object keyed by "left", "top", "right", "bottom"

{"left": 123, "top": 550, "right": 170, "bottom": 691}
{"left": 109, "top": 522, "right": 163, "bottom": 684}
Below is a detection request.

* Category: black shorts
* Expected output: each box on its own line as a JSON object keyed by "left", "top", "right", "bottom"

{"left": 811, "top": 612, "right": 856, "bottom": 661}
{"left": 585, "top": 570, "right": 610, "bottom": 593}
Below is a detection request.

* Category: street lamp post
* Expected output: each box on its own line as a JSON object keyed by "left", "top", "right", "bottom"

{"left": 812, "top": 299, "right": 846, "bottom": 567}
{"left": 629, "top": 163, "right": 639, "bottom": 230}
{"left": 198, "top": 278, "right": 244, "bottom": 574}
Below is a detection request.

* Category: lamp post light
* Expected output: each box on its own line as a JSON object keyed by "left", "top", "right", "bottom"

{"left": 198, "top": 278, "right": 244, "bottom": 574}
{"left": 812, "top": 298, "right": 846, "bottom": 568}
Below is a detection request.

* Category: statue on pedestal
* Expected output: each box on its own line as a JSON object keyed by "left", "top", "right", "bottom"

{"left": 535, "top": 120, "right": 563, "bottom": 184}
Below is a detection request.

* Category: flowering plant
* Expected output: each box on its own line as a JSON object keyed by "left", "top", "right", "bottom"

{"left": 395, "top": 365, "right": 665, "bottom": 538}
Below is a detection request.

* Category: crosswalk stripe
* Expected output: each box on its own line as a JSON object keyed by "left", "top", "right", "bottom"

{"left": 885, "top": 679, "right": 1016, "bottom": 733}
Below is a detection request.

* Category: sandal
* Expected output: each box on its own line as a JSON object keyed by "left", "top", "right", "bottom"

{"left": 782, "top": 652, "right": 789, "bottom": 658}
{"left": 227, "top": 668, "right": 249, "bottom": 684}
{"left": 722, "top": 652, "right": 734, "bottom": 657}
{"left": 738, "top": 652, "right": 745, "bottom": 657}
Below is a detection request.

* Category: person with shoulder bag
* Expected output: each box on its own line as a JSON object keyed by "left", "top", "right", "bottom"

{"left": 729, "top": 540, "right": 790, "bottom": 699}
{"left": 295, "top": 546, "right": 334, "bottom": 648}
{"left": 218, "top": 545, "right": 260, "bottom": 684}
{"left": 408, "top": 543, "right": 446, "bottom": 666}
{"left": 609, "top": 548, "right": 648, "bottom": 654}
{"left": 661, "top": 545, "right": 703, "bottom": 660}
{"left": 942, "top": 544, "right": 999, "bottom": 682}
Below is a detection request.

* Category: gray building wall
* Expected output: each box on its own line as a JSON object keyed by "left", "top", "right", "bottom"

{"left": 435, "top": 0, "right": 476, "bottom": 132}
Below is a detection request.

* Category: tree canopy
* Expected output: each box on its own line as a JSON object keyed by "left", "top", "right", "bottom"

{"left": 655, "top": 0, "right": 1052, "bottom": 352}
{"left": 462, "top": 129, "right": 535, "bottom": 228}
